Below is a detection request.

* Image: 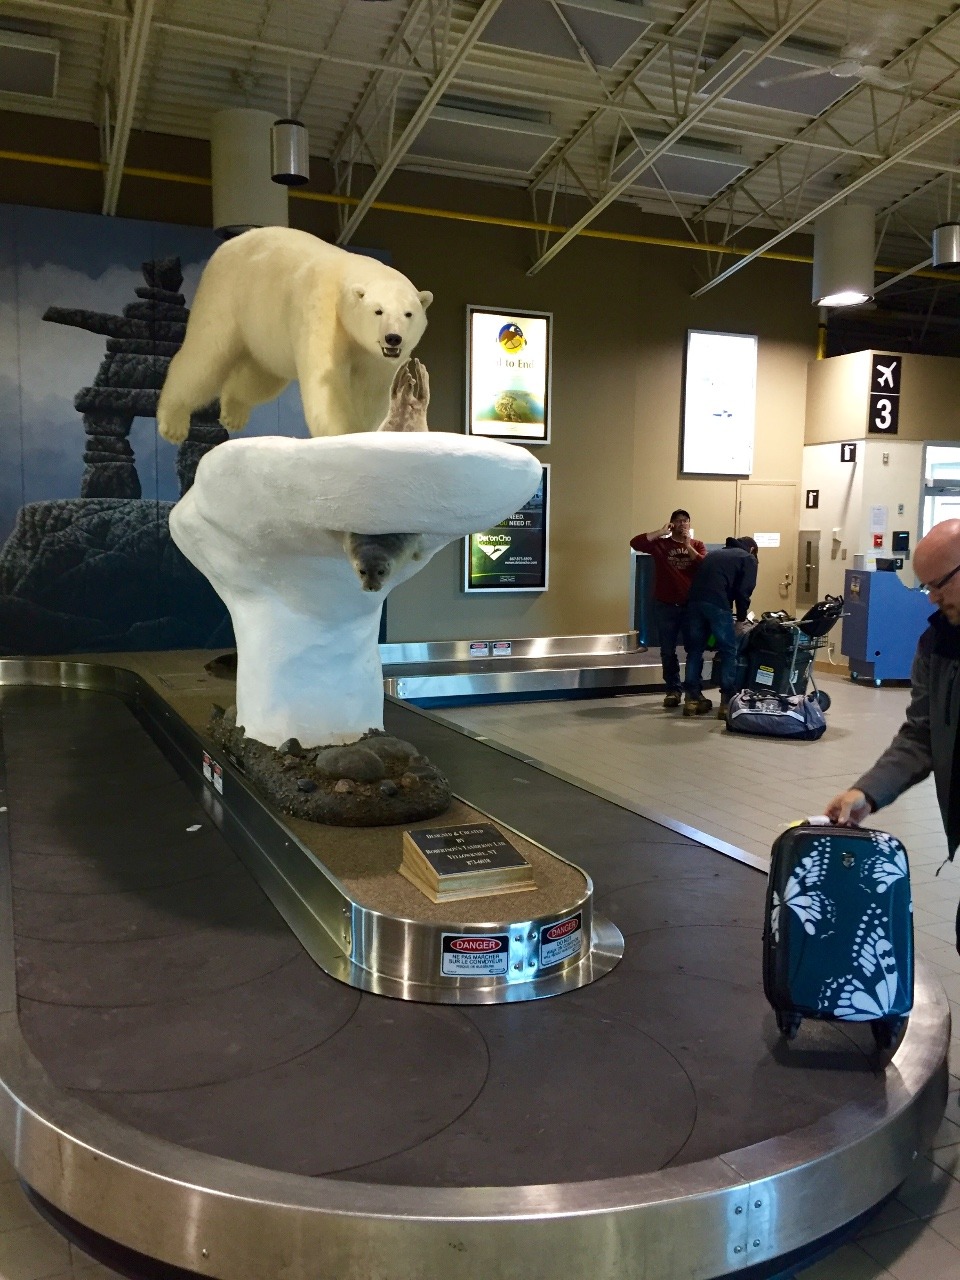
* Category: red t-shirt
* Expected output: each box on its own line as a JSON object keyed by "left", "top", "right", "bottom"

{"left": 630, "top": 533, "right": 706, "bottom": 605}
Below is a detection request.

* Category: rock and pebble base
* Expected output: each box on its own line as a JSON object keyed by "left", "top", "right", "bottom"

{"left": 208, "top": 705, "right": 450, "bottom": 826}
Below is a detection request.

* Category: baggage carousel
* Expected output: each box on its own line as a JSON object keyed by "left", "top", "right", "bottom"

{"left": 0, "top": 654, "right": 949, "bottom": 1280}
{"left": 380, "top": 632, "right": 664, "bottom": 702}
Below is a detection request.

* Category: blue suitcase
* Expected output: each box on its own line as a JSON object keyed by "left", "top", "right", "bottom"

{"left": 764, "top": 819, "right": 913, "bottom": 1050}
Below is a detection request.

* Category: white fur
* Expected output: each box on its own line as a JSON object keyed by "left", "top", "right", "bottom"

{"left": 156, "top": 227, "right": 432, "bottom": 443}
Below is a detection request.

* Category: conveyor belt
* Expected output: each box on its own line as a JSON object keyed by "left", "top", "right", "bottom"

{"left": 0, "top": 662, "right": 948, "bottom": 1280}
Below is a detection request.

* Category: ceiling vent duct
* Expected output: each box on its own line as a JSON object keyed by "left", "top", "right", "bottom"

{"left": 812, "top": 203, "right": 875, "bottom": 307}
{"left": 211, "top": 109, "right": 288, "bottom": 239}
{"left": 408, "top": 104, "right": 557, "bottom": 176}
{"left": 611, "top": 133, "right": 747, "bottom": 198}
{"left": 932, "top": 222, "right": 960, "bottom": 270}
{"left": 0, "top": 29, "right": 59, "bottom": 98}
{"left": 482, "top": 0, "right": 653, "bottom": 69}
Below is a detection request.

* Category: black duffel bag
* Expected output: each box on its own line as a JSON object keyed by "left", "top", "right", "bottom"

{"left": 726, "top": 690, "right": 826, "bottom": 740}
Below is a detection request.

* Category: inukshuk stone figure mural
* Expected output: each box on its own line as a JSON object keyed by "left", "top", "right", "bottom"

{"left": 43, "top": 257, "right": 226, "bottom": 498}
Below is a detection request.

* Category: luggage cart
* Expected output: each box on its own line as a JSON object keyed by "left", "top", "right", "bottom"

{"left": 737, "top": 596, "right": 844, "bottom": 711}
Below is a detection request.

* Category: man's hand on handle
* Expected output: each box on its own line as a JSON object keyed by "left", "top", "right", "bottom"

{"left": 825, "top": 789, "right": 873, "bottom": 825}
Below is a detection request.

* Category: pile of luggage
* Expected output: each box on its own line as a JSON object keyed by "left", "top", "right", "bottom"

{"left": 725, "top": 595, "right": 844, "bottom": 741}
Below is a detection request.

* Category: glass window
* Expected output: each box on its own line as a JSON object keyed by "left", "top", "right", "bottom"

{"left": 922, "top": 445, "right": 960, "bottom": 538}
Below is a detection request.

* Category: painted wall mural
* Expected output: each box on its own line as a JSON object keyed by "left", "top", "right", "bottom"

{"left": 0, "top": 204, "right": 307, "bottom": 656}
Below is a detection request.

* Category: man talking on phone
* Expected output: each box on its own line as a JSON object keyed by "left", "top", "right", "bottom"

{"left": 630, "top": 510, "right": 706, "bottom": 708}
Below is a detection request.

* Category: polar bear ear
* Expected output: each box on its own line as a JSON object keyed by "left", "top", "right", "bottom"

{"left": 351, "top": 285, "right": 366, "bottom": 302}
{"left": 418, "top": 290, "right": 433, "bottom": 310}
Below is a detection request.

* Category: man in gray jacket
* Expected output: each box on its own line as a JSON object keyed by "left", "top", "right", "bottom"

{"left": 826, "top": 519, "right": 960, "bottom": 950}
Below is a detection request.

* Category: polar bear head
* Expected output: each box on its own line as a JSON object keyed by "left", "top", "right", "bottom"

{"left": 341, "top": 278, "right": 433, "bottom": 363}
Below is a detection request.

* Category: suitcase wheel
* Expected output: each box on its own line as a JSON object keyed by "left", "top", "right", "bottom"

{"left": 776, "top": 1011, "right": 802, "bottom": 1040}
{"left": 814, "top": 689, "right": 831, "bottom": 712}
{"left": 871, "top": 1017, "right": 907, "bottom": 1052}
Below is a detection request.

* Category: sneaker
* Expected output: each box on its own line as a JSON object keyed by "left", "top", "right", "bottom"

{"left": 682, "top": 696, "right": 713, "bottom": 717}
{"left": 662, "top": 691, "right": 682, "bottom": 708}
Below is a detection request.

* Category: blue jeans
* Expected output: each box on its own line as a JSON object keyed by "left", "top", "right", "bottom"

{"left": 684, "top": 602, "right": 737, "bottom": 699}
{"left": 654, "top": 600, "right": 689, "bottom": 693}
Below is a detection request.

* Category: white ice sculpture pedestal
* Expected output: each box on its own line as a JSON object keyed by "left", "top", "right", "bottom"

{"left": 169, "top": 432, "right": 541, "bottom": 748}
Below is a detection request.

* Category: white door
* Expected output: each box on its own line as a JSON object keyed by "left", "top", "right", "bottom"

{"left": 736, "top": 481, "right": 800, "bottom": 616}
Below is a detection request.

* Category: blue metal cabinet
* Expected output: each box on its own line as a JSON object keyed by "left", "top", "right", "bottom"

{"left": 841, "top": 569, "right": 932, "bottom": 683}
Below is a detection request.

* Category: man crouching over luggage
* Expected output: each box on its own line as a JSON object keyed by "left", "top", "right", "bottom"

{"left": 826, "top": 518, "right": 960, "bottom": 953}
{"left": 682, "top": 537, "right": 759, "bottom": 719}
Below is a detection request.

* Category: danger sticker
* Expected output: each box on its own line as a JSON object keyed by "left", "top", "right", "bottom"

{"left": 539, "top": 913, "right": 583, "bottom": 968}
{"left": 441, "top": 933, "right": 510, "bottom": 977}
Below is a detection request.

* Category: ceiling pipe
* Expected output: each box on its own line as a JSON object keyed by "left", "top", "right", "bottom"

{"left": 5, "top": 146, "right": 960, "bottom": 287}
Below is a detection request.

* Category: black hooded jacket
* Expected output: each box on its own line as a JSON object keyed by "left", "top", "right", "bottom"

{"left": 686, "top": 538, "right": 758, "bottom": 621}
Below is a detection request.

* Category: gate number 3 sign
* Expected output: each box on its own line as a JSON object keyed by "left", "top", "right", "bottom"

{"left": 868, "top": 354, "right": 901, "bottom": 436}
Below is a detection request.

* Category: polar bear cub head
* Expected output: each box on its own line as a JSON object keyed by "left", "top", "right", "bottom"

{"left": 341, "top": 275, "right": 433, "bottom": 364}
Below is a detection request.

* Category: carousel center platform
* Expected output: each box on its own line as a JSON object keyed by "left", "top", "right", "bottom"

{"left": 0, "top": 652, "right": 948, "bottom": 1280}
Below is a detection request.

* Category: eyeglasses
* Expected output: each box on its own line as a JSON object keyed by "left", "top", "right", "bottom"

{"left": 919, "top": 561, "right": 960, "bottom": 594}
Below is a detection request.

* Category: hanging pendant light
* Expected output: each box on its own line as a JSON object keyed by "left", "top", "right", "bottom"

{"left": 271, "top": 117, "right": 309, "bottom": 185}
{"left": 933, "top": 222, "right": 960, "bottom": 269}
{"left": 271, "top": 0, "right": 309, "bottom": 186}
{"left": 812, "top": 203, "right": 875, "bottom": 307}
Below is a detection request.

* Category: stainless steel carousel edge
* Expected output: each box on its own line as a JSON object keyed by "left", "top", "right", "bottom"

{"left": 0, "top": 972, "right": 946, "bottom": 1280}
{"left": 0, "top": 658, "right": 949, "bottom": 1280}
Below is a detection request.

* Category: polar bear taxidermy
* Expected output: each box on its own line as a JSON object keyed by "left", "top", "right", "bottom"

{"left": 156, "top": 227, "right": 433, "bottom": 442}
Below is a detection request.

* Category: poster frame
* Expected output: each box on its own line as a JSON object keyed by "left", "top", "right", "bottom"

{"left": 465, "top": 304, "right": 553, "bottom": 445}
{"left": 680, "top": 328, "right": 758, "bottom": 477}
{"left": 463, "top": 464, "right": 550, "bottom": 594}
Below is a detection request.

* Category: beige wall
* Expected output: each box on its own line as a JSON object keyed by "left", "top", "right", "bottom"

{"left": 1, "top": 111, "right": 819, "bottom": 643}
{"left": 799, "top": 442, "right": 864, "bottom": 601}
{"left": 806, "top": 350, "right": 960, "bottom": 444}
{"left": 800, "top": 439, "right": 924, "bottom": 595}
{"left": 363, "top": 205, "right": 816, "bottom": 641}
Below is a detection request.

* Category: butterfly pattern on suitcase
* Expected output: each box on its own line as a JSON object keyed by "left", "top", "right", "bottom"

{"left": 765, "top": 827, "right": 913, "bottom": 1035}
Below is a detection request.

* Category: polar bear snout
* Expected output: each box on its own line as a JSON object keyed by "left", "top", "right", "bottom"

{"left": 382, "top": 332, "right": 403, "bottom": 358}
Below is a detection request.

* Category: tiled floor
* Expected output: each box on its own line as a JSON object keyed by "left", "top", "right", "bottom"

{"left": 434, "top": 671, "right": 960, "bottom": 1280}
{"left": 0, "top": 1154, "right": 119, "bottom": 1279}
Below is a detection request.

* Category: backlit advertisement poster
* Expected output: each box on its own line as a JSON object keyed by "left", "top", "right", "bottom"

{"left": 466, "top": 306, "right": 551, "bottom": 444}
{"left": 681, "top": 330, "right": 757, "bottom": 476}
{"left": 464, "top": 466, "right": 549, "bottom": 593}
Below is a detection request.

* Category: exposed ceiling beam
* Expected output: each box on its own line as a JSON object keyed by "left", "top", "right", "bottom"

{"left": 336, "top": 0, "right": 504, "bottom": 246}
{"left": 690, "top": 105, "right": 960, "bottom": 298}
{"left": 873, "top": 257, "right": 934, "bottom": 295}
{"left": 101, "top": 0, "right": 154, "bottom": 215}
{"left": 695, "top": 5, "right": 960, "bottom": 229}
{"left": 330, "top": 0, "right": 436, "bottom": 167}
{"left": 526, "top": 0, "right": 831, "bottom": 276}
{"left": 529, "top": 0, "right": 715, "bottom": 194}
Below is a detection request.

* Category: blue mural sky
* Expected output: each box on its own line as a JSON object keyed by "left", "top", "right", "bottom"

{"left": 0, "top": 203, "right": 308, "bottom": 542}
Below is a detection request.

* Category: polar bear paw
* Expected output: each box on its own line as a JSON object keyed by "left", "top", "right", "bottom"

{"left": 157, "top": 405, "right": 191, "bottom": 444}
{"left": 219, "top": 398, "right": 252, "bottom": 434}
